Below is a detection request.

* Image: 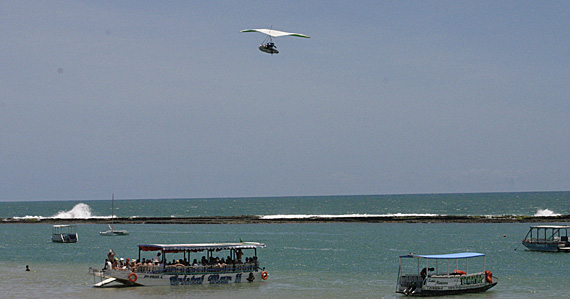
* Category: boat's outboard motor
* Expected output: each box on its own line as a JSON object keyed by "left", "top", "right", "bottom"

{"left": 403, "top": 281, "right": 417, "bottom": 296}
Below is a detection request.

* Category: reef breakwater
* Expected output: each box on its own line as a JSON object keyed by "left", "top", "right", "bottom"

{"left": 3, "top": 214, "right": 570, "bottom": 224}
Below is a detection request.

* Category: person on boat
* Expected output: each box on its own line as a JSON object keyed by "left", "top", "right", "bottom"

{"left": 420, "top": 267, "right": 434, "bottom": 278}
{"left": 129, "top": 259, "right": 136, "bottom": 271}
{"left": 102, "top": 259, "right": 110, "bottom": 271}
{"left": 173, "top": 260, "right": 184, "bottom": 267}
{"left": 107, "top": 249, "right": 115, "bottom": 262}
{"left": 153, "top": 252, "right": 162, "bottom": 265}
{"left": 237, "top": 249, "right": 243, "bottom": 262}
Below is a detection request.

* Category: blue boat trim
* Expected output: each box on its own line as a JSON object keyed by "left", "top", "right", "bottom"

{"left": 400, "top": 252, "right": 485, "bottom": 259}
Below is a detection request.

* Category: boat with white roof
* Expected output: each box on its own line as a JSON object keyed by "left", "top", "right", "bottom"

{"left": 89, "top": 242, "right": 267, "bottom": 287}
{"left": 396, "top": 252, "right": 497, "bottom": 296}
{"left": 51, "top": 225, "right": 78, "bottom": 243}
{"left": 521, "top": 225, "right": 570, "bottom": 252}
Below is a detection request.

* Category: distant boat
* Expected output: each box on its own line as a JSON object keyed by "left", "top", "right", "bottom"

{"left": 99, "top": 194, "right": 129, "bottom": 236}
{"left": 521, "top": 225, "right": 570, "bottom": 252}
{"left": 52, "top": 224, "right": 78, "bottom": 243}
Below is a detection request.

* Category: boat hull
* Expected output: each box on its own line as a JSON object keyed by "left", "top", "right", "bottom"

{"left": 521, "top": 241, "right": 570, "bottom": 252}
{"left": 397, "top": 272, "right": 497, "bottom": 296}
{"left": 99, "top": 230, "right": 129, "bottom": 236}
{"left": 52, "top": 233, "right": 78, "bottom": 243}
{"left": 417, "top": 282, "right": 497, "bottom": 296}
{"left": 94, "top": 269, "right": 266, "bottom": 287}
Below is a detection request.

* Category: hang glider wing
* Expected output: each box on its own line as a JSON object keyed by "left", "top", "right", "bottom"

{"left": 240, "top": 29, "right": 310, "bottom": 38}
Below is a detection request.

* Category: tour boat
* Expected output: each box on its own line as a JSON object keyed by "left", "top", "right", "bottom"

{"left": 396, "top": 252, "right": 497, "bottom": 296}
{"left": 51, "top": 224, "right": 78, "bottom": 243}
{"left": 521, "top": 225, "right": 570, "bottom": 252}
{"left": 89, "top": 242, "right": 268, "bottom": 287}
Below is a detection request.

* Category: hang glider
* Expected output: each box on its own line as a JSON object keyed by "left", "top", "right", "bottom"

{"left": 240, "top": 29, "right": 310, "bottom": 39}
{"left": 240, "top": 28, "right": 310, "bottom": 54}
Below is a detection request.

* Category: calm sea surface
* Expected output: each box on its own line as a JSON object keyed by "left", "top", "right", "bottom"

{"left": 1, "top": 192, "right": 569, "bottom": 298}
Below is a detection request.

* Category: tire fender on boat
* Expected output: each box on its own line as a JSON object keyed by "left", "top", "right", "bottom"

{"left": 261, "top": 271, "right": 268, "bottom": 280}
{"left": 128, "top": 273, "right": 137, "bottom": 282}
{"left": 485, "top": 270, "right": 493, "bottom": 283}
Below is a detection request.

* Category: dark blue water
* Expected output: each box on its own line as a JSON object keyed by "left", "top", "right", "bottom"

{"left": 1, "top": 191, "right": 568, "bottom": 219}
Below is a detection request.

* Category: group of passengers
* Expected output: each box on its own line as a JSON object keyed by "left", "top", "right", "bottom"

{"left": 164, "top": 255, "right": 258, "bottom": 267}
{"left": 104, "top": 249, "right": 140, "bottom": 271}
{"left": 104, "top": 249, "right": 259, "bottom": 272}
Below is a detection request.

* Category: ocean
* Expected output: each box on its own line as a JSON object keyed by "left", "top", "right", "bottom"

{"left": 1, "top": 192, "right": 569, "bottom": 298}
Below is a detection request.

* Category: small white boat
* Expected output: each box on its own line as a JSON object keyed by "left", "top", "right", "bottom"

{"left": 90, "top": 242, "right": 268, "bottom": 287}
{"left": 396, "top": 252, "right": 497, "bottom": 296}
{"left": 521, "top": 225, "right": 570, "bottom": 252}
{"left": 99, "top": 194, "right": 129, "bottom": 236}
{"left": 99, "top": 224, "right": 129, "bottom": 236}
{"left": 51, "top": 225, "right": 78, "bottom": 243}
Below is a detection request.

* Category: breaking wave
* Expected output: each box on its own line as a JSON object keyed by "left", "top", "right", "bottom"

{"left": 52, "top": 203, "right": 93, "bottom": 218}
{"left": 13, "top": 203, "right": 107, "bottom": 220}
{"left": 534, "top": 209, "right": 561, "bottom": 217}
{"left": 259, "top": 213, "right": 440, "bottom": 220}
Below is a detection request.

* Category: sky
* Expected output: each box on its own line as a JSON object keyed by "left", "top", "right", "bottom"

{"left": 1, "top": 1, "right": 569, "bottom": 201}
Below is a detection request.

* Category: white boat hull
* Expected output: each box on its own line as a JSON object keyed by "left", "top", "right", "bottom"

{"left": 397, "top": 272, "right": 497, "bottom": 296}
{"left": 99, "top": 230, "right": 129, "bottom": 236}
{"left": 93, "top": 269, "right": 266, "bottom": 287}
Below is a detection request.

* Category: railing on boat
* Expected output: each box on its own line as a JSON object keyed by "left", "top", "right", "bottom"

{"left": 522, "top": 237, "right": 565, "bottom": 244}
{"left": 133, "top": 263, "right": 261, "bottom": 275}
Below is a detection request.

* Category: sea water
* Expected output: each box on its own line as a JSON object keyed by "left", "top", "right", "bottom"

{"left": 1, "top": 192, "right": 569, "bottom": 298}
{"left": 2, "top": 191, "right": 568, "bottom": 219}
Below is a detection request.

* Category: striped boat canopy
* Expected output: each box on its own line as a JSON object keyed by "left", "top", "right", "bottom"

{"left": 138, "top": 242, "right": 266, "bottom": 253}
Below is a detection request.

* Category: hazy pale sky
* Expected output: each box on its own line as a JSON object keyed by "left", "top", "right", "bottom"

{"left": 1, "top": 1, "right": 569, "bottom": 201}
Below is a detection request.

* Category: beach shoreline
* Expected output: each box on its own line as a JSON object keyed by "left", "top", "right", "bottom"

{"left": 3, "top": 215, "right": 570, "bottom": 224}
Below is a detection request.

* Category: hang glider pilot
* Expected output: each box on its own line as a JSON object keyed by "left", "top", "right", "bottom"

{"left": 262, "top": 42, "right": 276, "bottom": 51}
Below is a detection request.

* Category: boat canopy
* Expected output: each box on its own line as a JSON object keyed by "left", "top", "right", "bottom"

{"left": 400, "top": 252, "right": 485, "bottom": 259}
{"left": 528, "top": 225, "right": 570, "bottom": 229}
{"left": 138, "top": 242, "right": 266, "bottom": 253}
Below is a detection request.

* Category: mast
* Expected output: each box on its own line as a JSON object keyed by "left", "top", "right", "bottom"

{"left": 111, "top": 193, "right": 114, "bottom": 229}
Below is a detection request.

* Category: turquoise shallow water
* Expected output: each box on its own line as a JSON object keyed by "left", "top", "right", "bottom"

{"left": 1, "top": 192, "right": 569, "bottom": 298}
{"left": 2, "top": 222, "right": 570, "bottom": 298}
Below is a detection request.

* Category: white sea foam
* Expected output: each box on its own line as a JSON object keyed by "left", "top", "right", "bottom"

{"left": 53, "top": 203, "right": 95, "bottom": 218}
{"left": 534, "top": 209, "right": 561, "bottom": 217}
{"left": 259, "top": 213, "right": 440, "bottom": 219}
{"left": 13, "top": 203, "right": 108, "bottom": 220}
